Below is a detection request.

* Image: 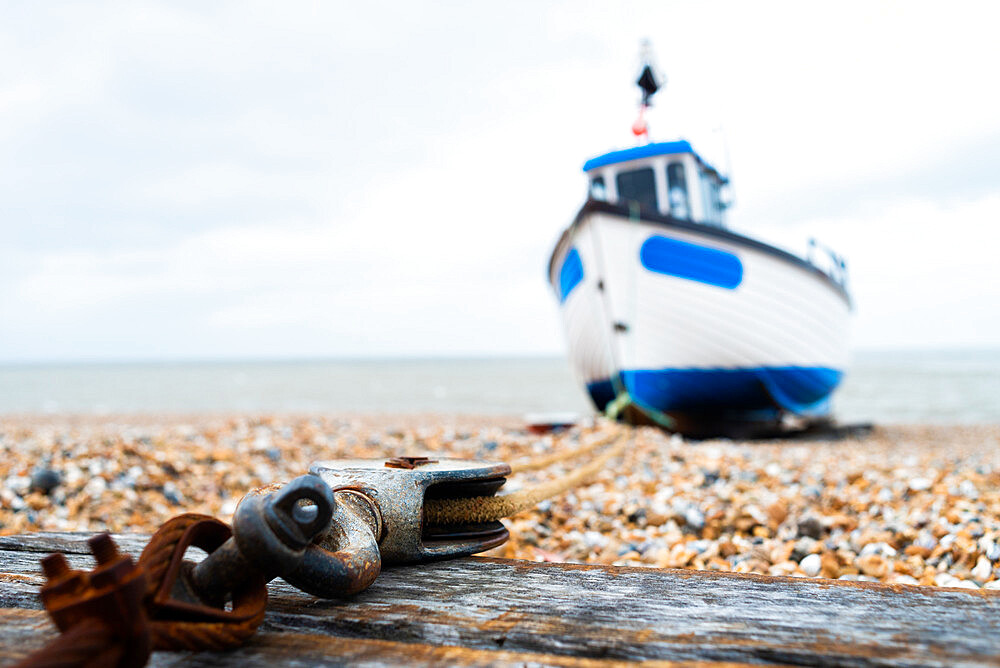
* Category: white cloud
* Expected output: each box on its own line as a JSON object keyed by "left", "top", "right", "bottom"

{"left": 2, "top": 1, "right": 1000, "bottom": 361}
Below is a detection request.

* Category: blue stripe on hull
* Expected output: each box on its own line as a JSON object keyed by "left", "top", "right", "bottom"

{"left": 639, "top": 235, "right": 743, "bottom": 289}
{"left": 586, "top": 366, "right": 843, "bottom": 416}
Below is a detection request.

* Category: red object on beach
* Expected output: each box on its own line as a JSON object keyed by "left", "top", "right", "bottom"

{"left": 524, "top": 413, "right": 578, "bottom": 434}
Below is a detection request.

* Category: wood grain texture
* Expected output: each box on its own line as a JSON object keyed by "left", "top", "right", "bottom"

{"left": 0, "top": 532, "right": 998, "bottom": 667}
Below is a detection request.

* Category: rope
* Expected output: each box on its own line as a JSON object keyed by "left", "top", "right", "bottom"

{"left": 508, "top": 432, "right": 619, "bottom": 474}
{"left": 138, "top": 514, "right": 267, "bottom": 652}
{"left": 148, "top": 619, "right": 262, "bottom": 653}
{"left": 10, "top": 618, "right": 122, "bottom": 668}
{"left": 137, "top": 514, "right": 210, "bottom": 599}
{"left": 425, "top": 431, "right": 630, "bottom": 525}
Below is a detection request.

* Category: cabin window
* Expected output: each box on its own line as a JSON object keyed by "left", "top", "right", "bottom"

{"left": 709, "top": 180, "right": 723, "bottom": 220}
{"left": 699, "top": 171, "right": 718, "bottom": 225}
{"left": 666, "top": 162, "right": 689, "bottom": 219}
{"left": 615, "top": 167, "right": 657, "bottom": 212}
{"left": 589, "top": 176, "right": 607, "bottom": 201}
{"left": 698, "top": 172, "right": 725, "bottom": 226}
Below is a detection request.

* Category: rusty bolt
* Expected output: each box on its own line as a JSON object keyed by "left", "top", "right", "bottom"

{"left": 40, "top": 553, "right": 90, "bottom": 612}
{"left": 385, "top": 456, "right": 438, "bottom": 469}
{"left": 41, "top": 553, "right": 71, "bottom": 580}
{"left": 89, "top": 533, "right": 120, "bottom": 566}
{"left": 88, "top": 533, "right": 138, "bottom": 592}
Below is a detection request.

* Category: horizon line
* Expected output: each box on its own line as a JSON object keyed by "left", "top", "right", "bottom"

{"left": 2, "top": 344, "right": 1000, "bottom": 368}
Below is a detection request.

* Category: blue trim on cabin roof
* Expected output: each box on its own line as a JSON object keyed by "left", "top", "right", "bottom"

{"left": 583, "top": 141, "right": 693, "bottom": 171}
{"left": 582, "top": 140, "right": 723, "bottom": 178}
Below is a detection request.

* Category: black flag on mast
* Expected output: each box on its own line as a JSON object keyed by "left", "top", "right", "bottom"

{"left": 636, "top": 64, "right": 660, "bottom": 106}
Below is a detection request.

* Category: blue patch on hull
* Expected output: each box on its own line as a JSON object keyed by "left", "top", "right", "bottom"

{"left": 586, "top": 366, "right": 843, "bottom": 416}
{"left": 557, "top": 247, "right": 584, "bottom": 303}
{"left": 639, "top": 235, "right": 743, "bottom": 289}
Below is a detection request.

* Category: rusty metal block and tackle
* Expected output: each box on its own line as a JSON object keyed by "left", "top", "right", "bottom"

{"left": 16, "top": 456, "right": 512, "bottom": 668}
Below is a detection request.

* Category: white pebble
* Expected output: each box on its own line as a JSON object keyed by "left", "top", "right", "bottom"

{"left": 971, "top": 556, "right": 993, "bottom": 582}
{"left": 958, "top": 480, "right": 979, "bottom": 500}
{"left": 683, "top": 507, "right": 705, "bottom": 529}
{"left": 83, "top": 477, "right": 107, "bottom": 497}
{"left": 860, "top": 542, "right": 897, "bottom": 558}
{"left": 5, "top": 476, "right": 30, "bottom": 495}
{"left": 935, "top": 573, "right": 958, "bottom": 587}
{"left": 982, "top": 539, "right": 1000, "bottom": 562}
{"left": 220, "top": 498, "right": 238, "bottom": 516}
{"left": 800, "top": 553, "right": 822, "bottom": 577}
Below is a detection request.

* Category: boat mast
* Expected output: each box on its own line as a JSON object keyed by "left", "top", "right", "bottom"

{"left": 632, "top": 41, "right": 662, "bottom": 142}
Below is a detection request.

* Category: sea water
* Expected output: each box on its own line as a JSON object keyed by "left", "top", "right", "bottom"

{"left": 0, "top": 349, "right": 998, "bottom": 424}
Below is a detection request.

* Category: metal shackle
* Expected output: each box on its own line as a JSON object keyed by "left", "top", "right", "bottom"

{"left": 187, "top": 475, "right": 336, "bottom": 606}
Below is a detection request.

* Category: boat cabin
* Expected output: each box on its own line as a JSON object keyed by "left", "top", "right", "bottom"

{"left": 583, "top": 140, "right": 729, "bottom": 227}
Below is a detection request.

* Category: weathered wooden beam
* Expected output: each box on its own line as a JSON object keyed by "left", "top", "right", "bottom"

{"left": 0, "top": 532, "right": 998, "bottom": 667}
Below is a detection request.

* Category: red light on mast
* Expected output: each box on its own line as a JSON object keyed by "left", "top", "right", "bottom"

{"left": 632, "top": 105, "right": 649, "bottom": 138}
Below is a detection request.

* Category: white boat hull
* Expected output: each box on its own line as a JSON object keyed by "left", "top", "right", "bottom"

{"left": 550, "top": 201, "right": 852, "bottom": 430}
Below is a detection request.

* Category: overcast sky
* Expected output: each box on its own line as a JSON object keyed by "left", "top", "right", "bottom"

{"left": 2, "top": 1, "right": 999, "bottom": 362}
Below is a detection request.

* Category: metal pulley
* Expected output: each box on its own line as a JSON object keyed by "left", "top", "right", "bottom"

{"left": 308, "top": 457, "right": 511, "bottom": 564}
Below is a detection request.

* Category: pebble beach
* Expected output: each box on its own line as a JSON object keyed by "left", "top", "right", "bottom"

{"left": 1, "top": 414, "right": 999, "bottom": 590}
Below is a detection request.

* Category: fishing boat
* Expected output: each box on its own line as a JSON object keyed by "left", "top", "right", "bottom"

{"left": 548, "top": 53, "right": 852, "bottom": 437}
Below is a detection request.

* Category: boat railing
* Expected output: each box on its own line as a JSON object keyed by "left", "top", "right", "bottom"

{"left": 806, "top": 238, "right": 849, "bottom": 289}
